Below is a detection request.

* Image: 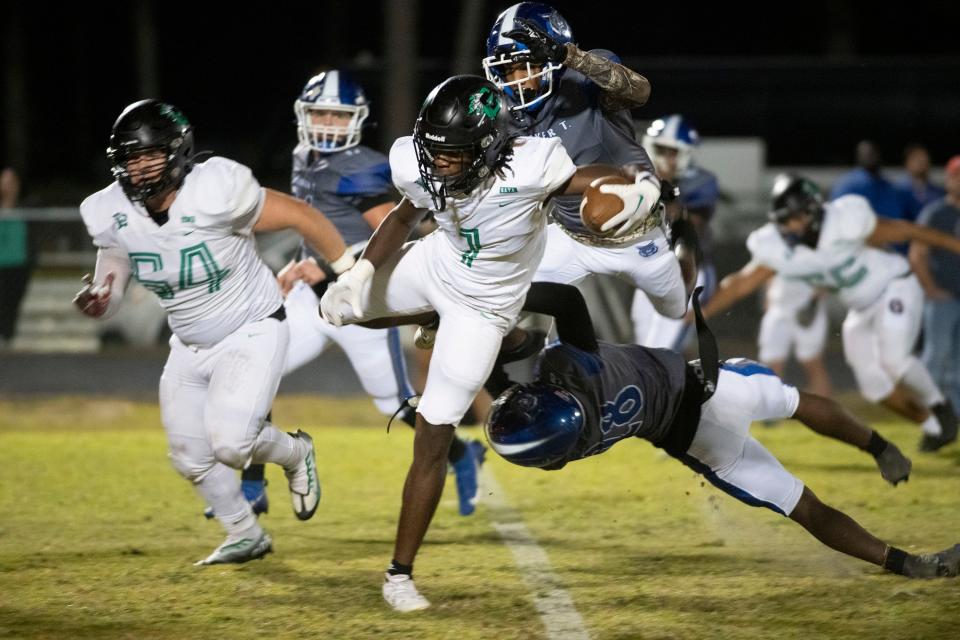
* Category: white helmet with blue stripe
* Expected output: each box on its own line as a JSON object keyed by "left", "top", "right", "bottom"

{"left": 482, "top": 2, "right": 573, "bottom": 112}
{"left": 294, "top": 70, "right": 370, "bottom": 153}
{"left": 643, "top": 114, "right": 700, "bottom": 176}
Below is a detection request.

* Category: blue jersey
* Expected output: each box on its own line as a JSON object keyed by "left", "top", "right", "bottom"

{"left": 291, "top": 144, "right": 395, "bottom": 257}
{"left": 537, "top": 341, "right": 692, "bottom": 467}
{"left": 678, "top": 165, "right": 720, "bottom": 260}
{"left": 506, "top": 50, "right": 655, "bottom": 235}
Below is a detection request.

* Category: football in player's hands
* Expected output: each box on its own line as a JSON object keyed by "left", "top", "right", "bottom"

{"left": 580, "top": 175, "right": 631, "bottom": 236}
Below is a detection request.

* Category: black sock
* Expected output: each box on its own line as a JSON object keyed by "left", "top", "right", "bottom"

{"left": 242, "top": 464, "right": 265, "bottom": 482}
{"left": 388, "top": 560, "right": 413, "bottom": 577}
{"left": 864, "top": 431, "right": 889, "bottom": 457}
{"left": 884, "top": 546, "right": 908, "bottom": 574}
{"left": 448, "top": 436, "right": 467, "bottom": 463}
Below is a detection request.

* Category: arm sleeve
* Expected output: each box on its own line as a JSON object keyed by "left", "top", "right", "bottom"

{"left": 94, "top": 246, "right": 132, "bottom": 320}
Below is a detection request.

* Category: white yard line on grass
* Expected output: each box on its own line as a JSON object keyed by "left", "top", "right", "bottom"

{"left": 481, "top": 467, "right": 590, "bottom": 640}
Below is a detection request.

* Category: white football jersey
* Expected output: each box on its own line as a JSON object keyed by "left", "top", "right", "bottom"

{"left": 747, "top": 195, "right": 909, "bottom": 310}
{"left": 390, "top": 135, "right": 576, "bottom": 309}
{"left": 79, "top": 157, "right": 283, "bottom": 347}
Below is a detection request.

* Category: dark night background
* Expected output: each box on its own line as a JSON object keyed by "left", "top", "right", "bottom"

{"left": 2, "top": 0, "right": 959, "bottom": 204}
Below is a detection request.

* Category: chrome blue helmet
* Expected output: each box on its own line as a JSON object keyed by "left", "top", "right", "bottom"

{"left": 485, "top": 383, "right": 583, "bottom": 468}
{"left": 643, "top": 114, "right": 700, "bottom": 176}
{"left": 482, "top": 2, "right": 573, "bottom": 112}
{"left": 294, "top": 70, "right": 370, "bottom": 153}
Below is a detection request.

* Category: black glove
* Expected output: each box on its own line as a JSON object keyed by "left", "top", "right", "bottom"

{"left": 503, "top": 18, "right": 568, "bottom": 64}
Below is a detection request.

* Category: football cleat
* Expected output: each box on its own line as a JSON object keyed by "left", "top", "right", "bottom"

{"left": 194, "top": 530, "right": 273, "bottom": 566}
{"left": 286, "top": 430, "right": 321, "bottom": 521}
{"left": 382, "top": 573, "right": 431, "bottom": 612}
{"left": 905, "top": 544, "right": 960, "bottom": 578}
{"left": 921, "top": 401, "right": 959, "bottom": 452}
{"left": 451, "top": 439, "right": 486, "bottom": 516}
{"left": 203, "top": 479, "right": 269, "bottom": 520}
{"left": 875, "top": 442, "right": 911, "bottom": 486}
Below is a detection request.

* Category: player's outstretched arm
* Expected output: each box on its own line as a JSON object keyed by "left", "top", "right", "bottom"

{"left": 564, "top": 46, "right": 650, "bottom": 111}
{"left": 255, "top": 189, "right": 353, "bottom": 274}
{"left": 698, "top": 262, "right": 776, "bottom": 320}
{"left": 869, "top": 217, "right": 960, "bottom": 254}
{"left": 503, "top": 19, "right": 650, "bottom": 111}
{"left": 357, "top": 198, "right": 426, "bottom": 269}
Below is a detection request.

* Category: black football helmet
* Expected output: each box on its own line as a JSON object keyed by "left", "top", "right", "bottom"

{"left": 413, "top": 75, "right": 515, "bottom": 210}
{"left": 106, "top": 99, "right": 195, "bottom": 204}
{"left": 485, "top": 383, "right": 583, "bottom": 469}
{"left": 768, "top": 173, "right": 825, "bottom": 247}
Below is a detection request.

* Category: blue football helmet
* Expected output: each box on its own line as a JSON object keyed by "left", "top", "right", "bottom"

{"left": 485, "top": 383, "right": 583, "bottom": 468}
{"left": 294, "top": 70, "right": 370, "bottom": 153}
{"left": 643, "top": 114, "right": 700, "bottom": 177}
{"left": 482, "top": 2, "right": 573, "bottom": 112}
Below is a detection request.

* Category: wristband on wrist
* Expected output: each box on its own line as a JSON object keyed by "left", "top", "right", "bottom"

{"left": 328, "top": 251, "right": 356, "bottom": 275}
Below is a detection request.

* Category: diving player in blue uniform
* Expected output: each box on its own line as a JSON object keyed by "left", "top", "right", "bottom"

{"left": 633, "top": 114, "right": 720, "bottom": 350}
{"left": 232, "top": 71, "right": 486, "bottom": 519}
{"left": 485, "top": 283, "right": 959, "bottom": 580}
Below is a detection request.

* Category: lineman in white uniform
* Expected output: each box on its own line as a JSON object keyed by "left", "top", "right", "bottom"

{"left": 74, "top": 100, "right": 349, "bottom": 565}
{"left": 320, "top": 76, "right": 656, "bottom": 612}
{"left": 700, "top": 173, "right": 960, "bottom": 451}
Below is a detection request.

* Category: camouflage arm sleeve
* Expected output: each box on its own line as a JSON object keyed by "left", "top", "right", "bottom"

{"left": 563, "top": 43, "right": 651, "bottom": 111}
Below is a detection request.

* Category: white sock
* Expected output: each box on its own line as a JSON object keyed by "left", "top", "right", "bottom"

{"left": 898, "top": 359, "right": 945, "bottom": 408}
{"left": 250, "top": 422, "right": 304, "bottom": 470}
{"left": 921, "top": 414, "right": 942, "bottom": 436}
{"left": 196, "top": 463, "right": 261, "bottom": 539}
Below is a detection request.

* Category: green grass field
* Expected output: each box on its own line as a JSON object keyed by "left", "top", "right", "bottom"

{"left": 2, "top": 394, "right": 959, "bottom": 639}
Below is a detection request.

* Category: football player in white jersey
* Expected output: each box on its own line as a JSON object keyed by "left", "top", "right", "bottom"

{"left": 757, "top": 276, "right": 832, "bottom": 398}
{"left": 699, "top": 174, "right": 960, "bottom": 451}
{"left": 224, "top": 70, "right": 487, "bottom": 521}
{"left": 320, "top": 76, "right": 655, "bottom": 612}
{"left": 73, "top": 100, "right": 355, "bottom": 565}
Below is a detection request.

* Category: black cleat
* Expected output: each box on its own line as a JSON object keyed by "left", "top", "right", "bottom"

{"left": 876, "top": 442, "right": 912, "bottom": 486}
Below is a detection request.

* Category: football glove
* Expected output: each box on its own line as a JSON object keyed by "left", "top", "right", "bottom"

{"left": 503, "top": 19, "right": 569, "bottom": 65}
{"left": 599, "top": 171, "right": 661, "bottom": 237}
{"left": 319, "top": 259, "right": 374, "bottom": 326}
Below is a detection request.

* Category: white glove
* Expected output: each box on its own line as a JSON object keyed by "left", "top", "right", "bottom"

{"left": 599, "top": 172, "right": 661, "bottom": 237}
{"left": 319, "top": 259, "right": 374, "bottom": 326}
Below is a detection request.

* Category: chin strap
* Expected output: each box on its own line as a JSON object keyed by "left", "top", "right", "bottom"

{"left": 690, "top": 286, "right": 719, "bottom": 401}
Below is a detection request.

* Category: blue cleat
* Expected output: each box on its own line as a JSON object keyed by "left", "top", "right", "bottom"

{"left": 203, "top": 479, "right": 269, "bottom": 520}
{"left": 452, "top": 440, "right": 487, "bottom": 516}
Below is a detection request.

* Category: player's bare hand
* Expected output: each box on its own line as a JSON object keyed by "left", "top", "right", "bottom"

{"left": 73, "top": 272, "right": 115, "bottom": 318}
{"left": 277, "top": 258, "right": 327, "bottom": 296}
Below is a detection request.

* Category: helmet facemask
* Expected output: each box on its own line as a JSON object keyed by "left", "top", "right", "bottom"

{"left": 294, "top": 101, "right": 369, "bottom": 153}
{"left": 413, "top": 132, "right": 494, "bottom": 210}
{"left": 482, "top": 50, "right": 560, "bottom": 112}
{"left": 107, "top": 131, "right": 193, "bottom": 205}
{"left": 769, "top": 175, "right": 825, "bottom": 248}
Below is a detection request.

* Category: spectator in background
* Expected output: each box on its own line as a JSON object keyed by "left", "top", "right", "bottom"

{"left": 910, "top": 155, "right": 960, "bottom": 413}
{"left": 0, "top": 167, "right": 31, "bottom": 347}
{"left": 832, "top": 141, "right": 915, "bottom": 254}
{"left": 896, "top": 143, "right": 945, "bottom": 219}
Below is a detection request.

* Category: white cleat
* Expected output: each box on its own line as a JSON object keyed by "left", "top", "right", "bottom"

{"left": 194, "top": 531, "right": 273, "bottom": 566}
{"left": 285, "top": 430, "right": 320, "bottom": 521}
{"left": 382, "top": 573, "right": 431, "bottom": 612}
